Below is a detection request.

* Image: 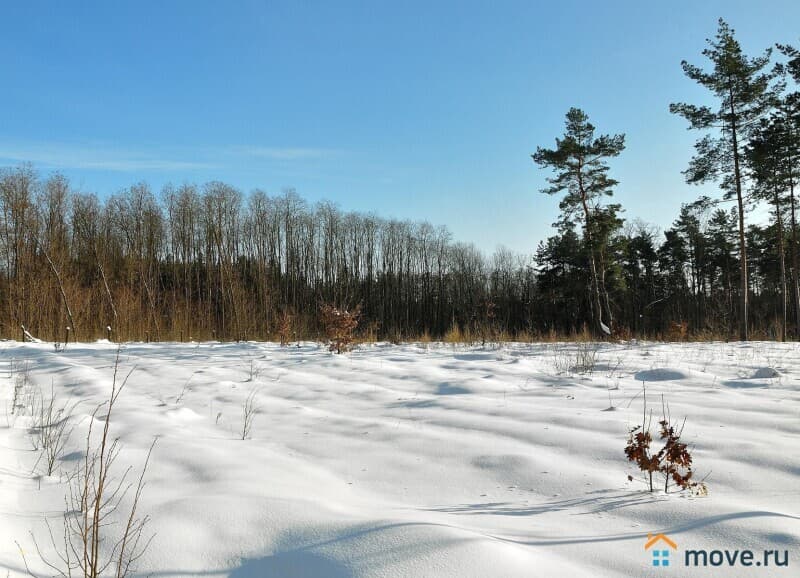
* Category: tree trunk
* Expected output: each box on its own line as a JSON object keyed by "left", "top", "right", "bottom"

{"left": 773, "top": 184, "right": 787, "bottom": 342}
{"left": 789, "top": 169, "right": 800, "bottom": 338}
{"left": 578, "top": 172, "right": 607, "bottom": 336}
{"left": 729, "top": 92, "right": 749, "bottom": 341}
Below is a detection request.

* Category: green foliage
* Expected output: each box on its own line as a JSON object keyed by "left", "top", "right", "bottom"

{"left": 532, "top": 108, "right": 626, "bottom": 335}
{"left": 532, "top": 108, "right": 625, "bottom": 220}
{"left": 670, "top": 19, "right": 783, "bottom": 194}
{"left": 777, "top": 42, "right": 800, "bottom": 83}
{"left": 670, "top": 18, "right": 784, "bottom": 340}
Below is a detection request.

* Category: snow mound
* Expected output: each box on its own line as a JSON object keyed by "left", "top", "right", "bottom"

{"left": 166, "top": 407, "right": 203, "bottom": 421}
{"left": 752, "top": 367, "right": 780, "bottom": 379}
{"left": 633, "top": 368, "right": 688, "bottom": 381}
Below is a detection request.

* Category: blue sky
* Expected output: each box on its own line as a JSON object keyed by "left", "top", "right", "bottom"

{"left": 1, "top": 0, "right": 798, "bottom": 253}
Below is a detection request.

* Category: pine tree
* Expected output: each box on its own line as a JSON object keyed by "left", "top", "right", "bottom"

{"left": 670, "top": 18, "right": 783, "bottom": 340}
{"left": 532, "top": 108, "right": 625, "bottom": 336}
{"left": 620, "top": 224, "right": 660, "bottom": 335}
{"left": 776, "top": 42, "right": 800, "bottom": 336}
{"left": 777, "top": 42, "right": 800, "bottom": 83}
{"left": 672, "top": 204, "right": 709, "bottom": 331}
{"left": 534, "top": 225, "right": 592, "bottom": 333}
{"left": 746, "top": 117, "right": 790, "bottom": 340}
{"left": 707, "top": 208, "right": 740, "bottom": 334}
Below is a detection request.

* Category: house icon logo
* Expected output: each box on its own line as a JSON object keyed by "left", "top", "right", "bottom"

{"left": 645, "top": 533, "right": 678, "bottom": 567}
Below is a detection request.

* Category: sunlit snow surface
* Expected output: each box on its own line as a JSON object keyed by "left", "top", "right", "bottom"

{"left": 1, "top": 340, "right": 798, "bottom": 577}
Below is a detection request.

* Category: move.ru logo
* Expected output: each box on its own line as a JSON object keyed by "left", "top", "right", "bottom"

{"left": 645, "top": 533, "right": 678, "bottom": 567}
{"left": 643, "top": 532, "right": 790, "bottom": 569}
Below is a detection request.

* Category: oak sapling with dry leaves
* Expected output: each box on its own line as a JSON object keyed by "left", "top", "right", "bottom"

{"left": 320, "top": 304, "right": 361, "bottom": 354}
{"left": 625, "top": 389, "right": 708, "bottom": 495}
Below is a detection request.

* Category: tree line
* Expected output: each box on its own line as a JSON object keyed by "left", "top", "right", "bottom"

{"left": 1, "top": 19, "right": 797, "bottom": 343}
{"left": 0, "top": 167, "right": 536, "bottom": 342}
{"left": 534, "top": 20, "right": 799, "bottom": 341}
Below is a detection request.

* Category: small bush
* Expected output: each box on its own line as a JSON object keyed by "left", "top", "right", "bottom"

{"left": 667, "top": 321, "right": 688, "bottom": 341}
{"left": 320, "top": 303, "right": 361, "bottom": 354}
{"left": 548, "top": 343, "right": 598, "bottom": 375}
{"left": 277, "top": 310, "right": 293, "bottom": 347}
{"left": 625, "top": 392, "right": 706, "bottom": 494}
{"left": 31, "top": 385, "right": 75, "bottom": 476}
{"left": 548, "top": 347, "right": 572, "bottom": 374}
{"left": 241, "top": 389, "right": 259, "bottom": 440}
{"left": 245, "top": 359, "right": 261, "bottom": 383}
{"left": 443, "top": 321, "right": 464, "bottom": 343}
{"left": 477, "top": 300, "right": 497, "bottom": 346}
{"left": 21, "top": 349, "right": 156, "bottom": 578}
{"left": 11, "top": 359, "right": 32, "bottom": 416}
{"left": 573, "top": 342, "right": 598, "bottom": 374}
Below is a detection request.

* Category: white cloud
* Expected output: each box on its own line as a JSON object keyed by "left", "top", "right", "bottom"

{"left": 0, "top": 142, "right": 216, "bottom": 172}
{"left": 0, "top": 142, "right": 343, "bottom": 172}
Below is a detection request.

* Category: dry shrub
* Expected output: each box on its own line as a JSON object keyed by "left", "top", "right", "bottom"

{"left": 241, "top": 388, "right": 259, "bottom": 440}
{"left": 31, "top": 385, "right": 75, "bottom": 476}
{"left": 658, "top": 418, "right": 696, "bottom": 492}
{"left": 320, "top": 303, "right": 361, "bottom": 353}
{"left": 667, "top": 320, "right": 688, "bottom": 341}
{"left": 509, "top": 329, "right": 534, "bottom": 343}
{"left": 21, "top": 349, "right": 156, "bottom": 577}
{"left": 385, "top": 329, "right": 403, "bottom": 345}
{"left": 361, "top": 320, "right": 380, "bottom": 343}
{"left": 443, "top": 321, "right": 464, "bottom": 343}
{"left": 612, "top": 325, "right": 633, "bottom": 341}
{"left": 624, "top": 423, "right": 660, "bottom": 492}
{"left": 477, "top": 300, "right": 497, "bottom": 345}
{"left": 494, "top": 329, "right": 512, "bottom": 343}
{"left": 573, "top": 342, "right": 598, "bottom": 374}
{"left": 277, "top": 310, "right": 293, "bottom": 347}
{"left": 625, "top": 393, "right": 706, "bottom": 494}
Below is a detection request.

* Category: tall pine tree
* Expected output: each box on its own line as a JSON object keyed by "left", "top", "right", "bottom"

{"left": 747, "top": 117, "right": 790, "bottom": 340}
{"left": 777, "top": 42, "right": 800, "bottom": 335}
{"left": 532, "top": 108, "right": 625, "bottom": 336}
{"left": 670, "top": 18, "right": 782, "bottom": 340}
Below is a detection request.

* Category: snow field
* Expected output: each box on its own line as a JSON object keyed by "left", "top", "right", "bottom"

{"left": 0, "top": 340, "right": 798, "bottom": 577}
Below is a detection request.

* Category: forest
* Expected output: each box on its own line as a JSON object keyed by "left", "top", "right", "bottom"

{"left": 1, "top": 20, "right": 799, "bottom": 343}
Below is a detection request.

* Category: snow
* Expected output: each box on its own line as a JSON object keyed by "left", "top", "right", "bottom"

{"left": 1, "top": 340, "right": 798, "bottom": 577}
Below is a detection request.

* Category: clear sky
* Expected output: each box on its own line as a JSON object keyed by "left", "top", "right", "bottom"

{"left": 1, "top": 0, "right": 798, "bottom": 254}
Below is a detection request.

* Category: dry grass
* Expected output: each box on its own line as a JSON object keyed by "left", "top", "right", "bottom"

{"left": 21, "top": 348, "right": 156, "bottom": 578}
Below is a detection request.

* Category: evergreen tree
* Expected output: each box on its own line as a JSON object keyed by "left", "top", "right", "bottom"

{"left": 776, "top": 42, "right": 800, "bottom": 335}
{"left": 620, "top": 224, "right": 660, "bottom": 335}
{"left": 672, "top": 203, "right": 710, "bottom": 330}
{"left": 533, "top": 226, "right": 587, "bottom": 333}
{"left": 670, "top": 18, "right": 783, "bottom": 340}
{"left": 746, "top": 117, "right": 790, "bottom": 339}
{"left": 532, "top": 108, "right": 625, "bottom": 335}
{"left": 706, "top": 208, "right": 740, "bottom": 335}
{"left": 777, "top": 42, "right": 800, "bottom": 83}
